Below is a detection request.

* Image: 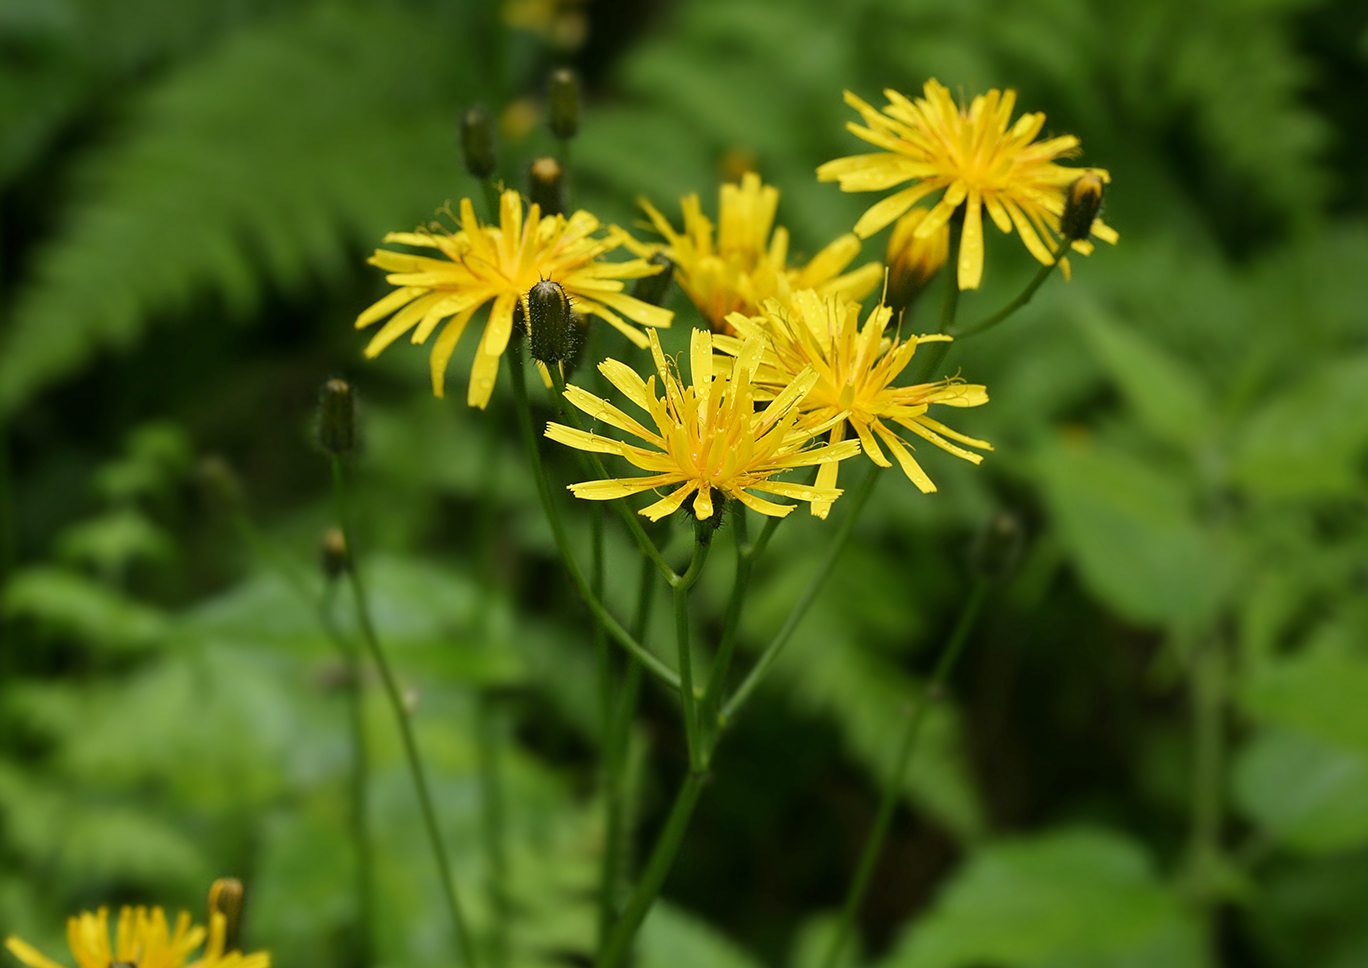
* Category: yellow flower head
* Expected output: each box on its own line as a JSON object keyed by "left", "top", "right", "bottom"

{"left": 717, "top": 290, "right": 991, "bottom": 517}
{"left": 816, "top": 79, "right": 1118, "bottom": 289}
{"left": 356, "top": 189, "right": 672, "bottom": 408}
{"left": 637, "top": 172, "right": 882, "bottom": 332}
{"left": 5, "top": 904, "right": 268, "bottom": 968}
{"left": 546, "top": 328, "right": 862, "bottom": 520}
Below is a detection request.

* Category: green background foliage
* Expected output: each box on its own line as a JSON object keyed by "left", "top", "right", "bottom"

{"left": 2, "top": 0, "right": 1367, "bottom": 966}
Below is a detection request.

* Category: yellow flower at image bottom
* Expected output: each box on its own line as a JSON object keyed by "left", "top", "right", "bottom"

{"left": 546, "top": 328, "right": 862, "bottom": 520}
{"left": 5, "top": 904, "right": 268, "bottom": 968}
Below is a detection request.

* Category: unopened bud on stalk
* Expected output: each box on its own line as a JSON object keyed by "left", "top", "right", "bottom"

{"left": 547, "top": 67, "right": 581, "bottom": 140}
{"left": 316, "top": 378, "right": 357, "bottom": 457}
{"left": 527, "top": 279, "right": 575, "bottom": 365}
{"left": 885, "top": 207, "right": 948, "bottom": 319}
{"left": 1060, "top": 171, "right": 1106, "bottom": 242}
{"left": 208, "top": 877, "right": 245, "bottom": 952}
{"left": 630, "top": 253, "right": 675, "bottom": 308}
{"left": 320, "top": 526, "right": 349, "bottom": 580}
{"left": 971, "top": 511, "right": 1025, "bottom": 581}
{"left": 461, "top": 107, "right": 497, "bottom": 180}
{"left": 528, "top": 156, "right": 566, "bottom": 216}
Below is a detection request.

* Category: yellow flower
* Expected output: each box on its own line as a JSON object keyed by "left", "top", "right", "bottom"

{"left": 816, "top": 79, "right": 1118, "bottom": 289}
{"left": 637, "top": 172, "right": 882, "bottom": 332}
{"left": 5, "top": 905, "right": 268, "bottom": 968}
{"left": 546, "top": 328, "right": 862, "bottom": 520}
{"left": 717, "top": 290, "right": 991, "bottom": 518}
{"left": 356, "top": 189, "right": 672, "bottom": 409}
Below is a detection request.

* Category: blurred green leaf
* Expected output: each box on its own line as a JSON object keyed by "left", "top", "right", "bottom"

{"left": 1072, "top": 303, "right": 1216, "bottom": 449}
{"left": 1229, "top": 352, "right": 1368, "bottom": 498}
{"left": 879, "top": 828, "right": 1201, "bottom": 968}
{"left": 1242, "top": 650, "right": 1368, "bottom": 758}
{"left": 638, "top": 903, "right": 766, "bottom": 968}
{"left": 1234, "top": 728, "right": 1368, "bottom": 854}
{"left": 56, "top": 507, "right": 174, "bottom": 574}
{"left": 1034, "top": 436, "right": 1231, "bottom": 625}
{"left": 3, "top": 566, "right": 166, "bottom": 651}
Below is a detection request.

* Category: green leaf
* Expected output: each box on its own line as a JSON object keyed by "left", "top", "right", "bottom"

{"left": 1034, "top": 436, "right": 1230, "bottom": 626}
{"left": 1073, "top": 303, "right": 1216, "bottom": 449}
{"left": 3, "top": 566, "right": 166, "bottom": 651}
{"left": 880, "top": 829, "right": 1201, "bottom": 968}
{"left": 1242, "top": 650, "right": 1368, "bottom": 759}
{"left": 56, "top": 507, "right": 174, "bottom": 574}
{"left": 638, "top": 903, "right": 766, "bottom": 968}
{"left": 1230, "top": 353, "right": 1368, "bottom": 498}
{"left": 1234, "top": 728, "right": 1368, "bottom": 854}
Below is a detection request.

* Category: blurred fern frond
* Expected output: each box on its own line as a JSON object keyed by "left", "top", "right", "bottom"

{"left": 0, "top": 1, "right": 477, "bottom": 416}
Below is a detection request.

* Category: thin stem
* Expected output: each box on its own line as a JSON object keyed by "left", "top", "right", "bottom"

{"left": 820, "top": 578, "right": 990, "bottom": 968}
{"left": 673, "top": 528, "right": 712, "bottom": 772}
{"left": 480, "top": 178, "right": 502, "bottom": 225}
{"left": 722, "top": 465, "right": 883, "bottom": 726}
{"left": 331, "top": 458, "right": 479, "bottom": 968}
{"left": 222, "top": 499, "right": 375, "bottom": 961}
{"left": 476, "top": 692, "right": 509, "bottom": 968}
{"left": 908, "top": 214, "right": 964, "bottom": 384}
{"left": 594, "top": 770, "right": 707, "bottom": 968}
{"left": 547, "top": 365, "right": 678, "bottom": 583}
{"left": 506, "top": 343, "right": 681, "bottom": 690}
{"left": 599, "top": 555, "right": 656, "bottom": 950}
{"left": 322, "top": 583, "right": 375, "bottom": 968}
{"left": 951, "top": 236, "right": 1072, "bottom": 340}
{"left": 699, "top": 505, "right": 754, "bottom": 755}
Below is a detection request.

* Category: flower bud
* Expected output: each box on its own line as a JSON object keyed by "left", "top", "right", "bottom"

{"left": 316, "top": 379, "right": 357, "bottom": 457}
{"left": 461, "top": 107, "right": 497, "bottom": 180}
{"left": 528, "top": 156, "right": 566, "bottom": 217}
{"left": 630, "top": 253, "right": 675, "bottom": 308}
{"left": 527, "top": 279, "right": 575, "bottom": 365}
{"left": 208, "top": 877, "right": 245, "bottom": 952}
{"left": 320, "top": 526, "right": 349, "bottom": 580}
{"left": 971, "top": 511, "right": 1025, "bottom": 581}
{"left": 547, "top": 67, "right": 581, "bottom": 140}
{"left": 1060, "top": 171, "right": 1106, "bottom": 241}
{"left": 885, "top": 208, "right": 948, "bottom": 319}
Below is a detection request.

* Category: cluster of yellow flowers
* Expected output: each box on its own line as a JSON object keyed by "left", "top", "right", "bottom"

{"left": 5, "top": 881, "right": 268, "bottom": 968}
{"left": 355, "top": 79, "right": 1114, "bottom": 521}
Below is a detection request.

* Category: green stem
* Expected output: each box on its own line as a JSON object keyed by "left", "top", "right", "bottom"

{"left": 506, "top": 343, "right": 682, "bottom": 690}
{"left": 322, "top": 583, "right": 375, "bottom": 968}
{"left": 699, "top": 504, "right": 754, "bottom": 755}
{"left": 331, "top": 458, "right": 479, "bottom": 968}
{"left": 721, "top": 465, "right": 882, "bottom": 726}
{"left": 594, "top": 770, "right": 708, "bottom": 968}
{"left": 480, "top": 178, "right": 502, "bottom": 224}
{"left": 547, "top": 365, "right": 679, "bottom": 583}
{"left": 599, "top": 555, "right": 656, "bottom": 949}
{"left": 476, "top": 692, "right": 509, "bottom": 968}
{"left": 951, "top": 236, "right": 1072, "bottom": 340}
{"left": 820, "top": 578, "right": 990, "bottom": 968}
{"left": 909, "top": 213, "right": 964, "bottom": 384}
{"left": 673, "top": 528, "right": 712, "bottom": 773}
